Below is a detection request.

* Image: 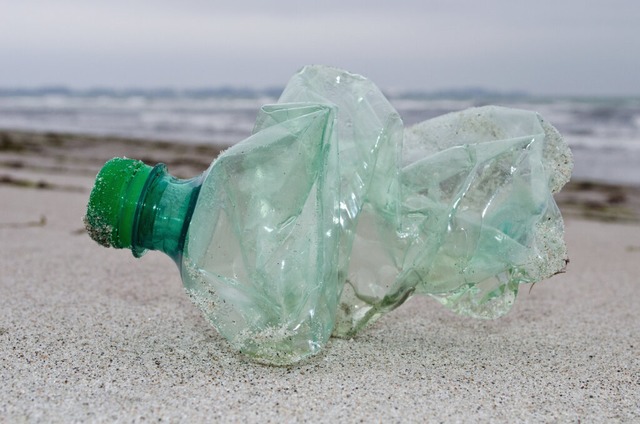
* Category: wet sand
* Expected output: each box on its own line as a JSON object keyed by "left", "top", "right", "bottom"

{"left": 1, "top": 130, "right": 639, "bottom": 421}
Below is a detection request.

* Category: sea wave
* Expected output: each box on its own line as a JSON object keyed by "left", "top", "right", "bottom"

{"left": 0, "top": 91, "right": 638, "bottom": 185}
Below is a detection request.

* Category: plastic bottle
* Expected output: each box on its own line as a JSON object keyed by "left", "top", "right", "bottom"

{"left": 85, "top": 65, "right": 572, "bottom": 365}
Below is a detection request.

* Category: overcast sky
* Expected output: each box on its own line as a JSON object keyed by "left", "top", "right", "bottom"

{"left": 2, "top": 0, "right": 639, "bottom": 95}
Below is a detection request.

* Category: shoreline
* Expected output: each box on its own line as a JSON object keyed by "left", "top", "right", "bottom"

{"left": 1, "top": 128, "right": 639, "bottom": 421}
{"left": 1, "top": 128, "right": 639, "bottom": 224}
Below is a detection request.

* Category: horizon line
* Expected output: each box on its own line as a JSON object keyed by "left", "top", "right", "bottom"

{"left": 1, "top": 85, "right": 639, "bottom": 100}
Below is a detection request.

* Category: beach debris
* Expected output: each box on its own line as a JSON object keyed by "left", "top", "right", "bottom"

{"left": 555, "top": 181, "right": 640, "bottom": 223}
{"left": 0, "top": 174, "right": 85, "bottom": 192}
{"left": 85, "top": 65, "right": 573, "bottom": 365}
{"left": 0, "top": 215, "right": 46, "bottom": 229}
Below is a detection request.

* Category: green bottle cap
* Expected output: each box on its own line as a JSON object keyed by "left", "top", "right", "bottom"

{"left": 84, "top": 157, "right": 153, "bottom": 250}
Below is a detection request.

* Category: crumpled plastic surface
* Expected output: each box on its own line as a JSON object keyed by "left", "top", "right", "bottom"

{"left": 182, "top": 65, "right": 572, "bottom": 365}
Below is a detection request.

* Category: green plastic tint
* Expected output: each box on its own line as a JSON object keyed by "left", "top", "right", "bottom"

{"left": 85, "top": 158, "right": 202, "bottom": 262}
{"left": 85, "top": 158, "right": 152, "bottom": 249}
{"left": 85, "top": 65, "right": 573, "bottom": 365}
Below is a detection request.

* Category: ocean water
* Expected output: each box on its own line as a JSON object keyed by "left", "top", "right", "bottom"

{"left": 0, "top": 89, "right": 638, "bottom": 186}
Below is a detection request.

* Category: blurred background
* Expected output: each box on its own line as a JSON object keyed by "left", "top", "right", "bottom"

{"left": 1, "top": 0, "right": 639, "bottom": 193}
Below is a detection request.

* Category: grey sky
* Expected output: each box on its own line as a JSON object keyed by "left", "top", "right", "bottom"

{"left": 2, "top": 0, "right": 639, "bottom": 95}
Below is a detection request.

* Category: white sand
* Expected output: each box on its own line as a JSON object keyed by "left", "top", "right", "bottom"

{"left": 1, "top": 178, "right": 639, "bottom": 422}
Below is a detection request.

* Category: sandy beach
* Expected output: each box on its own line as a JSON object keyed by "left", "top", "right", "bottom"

{"left": 1, "top": 130, "right": 639, "bottom": 422}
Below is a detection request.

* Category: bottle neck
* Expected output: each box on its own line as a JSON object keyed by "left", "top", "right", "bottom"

{"left": 131, "top": 164, "right": 203, "bottom": 263}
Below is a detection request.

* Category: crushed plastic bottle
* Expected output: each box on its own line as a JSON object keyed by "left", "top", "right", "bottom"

{"left": 85, "top": 65, "right": 573, "bottom": 365}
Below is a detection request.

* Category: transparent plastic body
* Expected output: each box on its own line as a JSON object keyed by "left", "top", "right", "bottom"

{"left": 182, "top": 104, "right": 341, "bottom": 364}
{"left": 87, "top": 65, "right": 572, "bottom": 365}
{"left": 177, "top": 66, "right": 571, "bottom": 364}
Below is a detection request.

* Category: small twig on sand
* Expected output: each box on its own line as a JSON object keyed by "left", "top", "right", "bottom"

{"left": 0, "top": 215, "right": 47, "bottom": 228}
